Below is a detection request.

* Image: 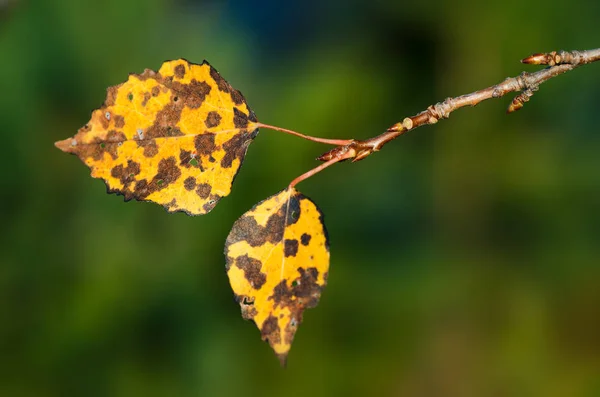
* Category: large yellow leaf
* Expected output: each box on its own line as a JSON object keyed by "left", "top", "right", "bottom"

{"left": 225, "top": 188, "right": 330, "bottom": 365}
{"left": 55, "top": 59, "right": 259, "bottom": 215}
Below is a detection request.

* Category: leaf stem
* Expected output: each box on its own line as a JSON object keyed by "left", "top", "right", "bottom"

{"left": 288, "top": 149, "right": 355, "bottom": 189}
{"left": 255, "top": 122, "right": 354, "bottom": 146}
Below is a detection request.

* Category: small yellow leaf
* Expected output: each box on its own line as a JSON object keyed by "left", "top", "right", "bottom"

{"left": 225, "top": 188, "right": 330, "bottom": 365}
{"left": 55, "top": 59, "right": 259, "bottom": 215}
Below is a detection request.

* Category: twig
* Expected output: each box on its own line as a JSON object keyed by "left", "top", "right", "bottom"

{"left": 317, "top": 48, "right": 600, "bottom": 164}
{"left": 288, "top": 149, "right": 355, "bottom": 189}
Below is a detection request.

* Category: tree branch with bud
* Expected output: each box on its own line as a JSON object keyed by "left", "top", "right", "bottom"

{"left": 261, "top": 48, "right": 600, "bottom": 186}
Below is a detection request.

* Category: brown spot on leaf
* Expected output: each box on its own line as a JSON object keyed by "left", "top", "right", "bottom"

{"left": 74, "top": 130, "right": 126, "bottom": 162}
{"left": 152, "top": 156, "right": 181, "bottom": 190}
{"left": 286, "top": 195, "right": 301, "bottom": 226}
{"left": 195, "top": 183, "right": 211, "bottom": 199}
{"left": 132, "top": 179, "right": 149, "bottom": 198}
{"left": 180, "top": 149, "right": 204, "bottom": 171}
{"left": 207, "top": 65, "right": 253, "bottom": 116}
{"left": 183, "top": 176, "right": 196, "bottom": 191}
{"left": 230, "top": 89, "right": 244, "bottom": 105}
{"left": 209, "top": 64, "right": 230, "bottom": 93}
{"left": 113, "top": 114, "right": 125, "bottom": 128}
{"left": 142, "top": 91, "right": 151, "bottom": 106}
{"left": 105, "top": 86, "right": 118, "bottom": 107}
{"left": 233, "top": 107, "right": 249, "bottom": 129}
{"left": 270, "top": 267, "right": 322, "bottom": 310}
{"left": 143, "top": 95, "right": 186, "bottom": 139}
{"left": 202, "top": 193, "right": 220, "bottom": 213}
{"left": 235, "top": 254, "right": 266, "bottom": 289}
{"left": 137, "top": 68, "right": 157, "bottom": 81}
{"left": 165, "top": 198, "right": 178, "bottom": 208}
{"left": 314, "top": 202, "right": 330, "bottom": 249}
{"left": 136, "top": 140, "right": 159, "bottom": 157}
{"left": 179, "top": 149, "right": 192, "bottom": 167}
{"left": 194, "top": 133, "right": 217, "bottom": 156}
{"left": 168, "top": 127, "right": 184, "bottom": 136}
{"left": 226, "top": 196, "right": 302, "bottom": 248}
{"left": 261, "top": 315, "right": 281, "bottom": 345}
{"left": 98, "top": 110, "right": 110, "bottom": 129}
{"left": 225, "top": 256, "right": 234, "bottom": 272}
{"left": 300, "top": 233, "right": 311, "bottom": 246}
{"left": 131, "top": 156, "right": 181, "bottom": 199}
{"left": 204, "top": 111, "right": 221, "bottom": 128}
{"left": 284, "top": 239, "right": 299, "bottom": 257}
{"left": 234, "top": 292, "right": 258, "bottom": 320}
{"left": 170, "top": 79, "right": 211, "bottom": 109}
{"left": 227, "top": 213, "right": 283, "bottom": 248}
{"left": 174, "top": 64, "right": 185, "bottom": 78}
{"left": 94, "top": 142, "right": 118, "bottom": 161}
{"left": 110, "top": 160, "right": 141, "bottom": 188}
{"left": 221, "top": 132, "right": 251, "bottom": 168}
{"left": 179, "top": 149, "right": 202, "bottom": 169}
{"left": 242, "top": 305, "right": 258, "bottom": 320}
{"left": 283, "top": 318, "right": 299, "bottom": 346}
{"left": 105, "top": 130, "right": 126, "bottom": 143}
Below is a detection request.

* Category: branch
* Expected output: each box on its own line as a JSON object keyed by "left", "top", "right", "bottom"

{"left": 317, "top": 48, "right": 600, "bottom": 164}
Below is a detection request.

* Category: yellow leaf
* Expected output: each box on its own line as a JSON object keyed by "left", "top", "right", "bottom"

{"left": 55, "top": 59, "right": 259, "bottom": 215}
{"left": 225, "top": 188, "right": 330, "bottom": 365}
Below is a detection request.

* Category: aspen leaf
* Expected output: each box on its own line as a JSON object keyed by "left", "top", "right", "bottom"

{"left": 225, "top": 188, "right": 330, "bottom": 366}
{"left": 55, "top": 59, "right": 259, "bottom": 215}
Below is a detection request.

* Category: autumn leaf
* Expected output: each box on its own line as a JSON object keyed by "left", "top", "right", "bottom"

{"left": 225, "top": 188, "right": 330, "bottom": 366}
{"left": 55, "top": 59, "right": 259, "bottom": 215}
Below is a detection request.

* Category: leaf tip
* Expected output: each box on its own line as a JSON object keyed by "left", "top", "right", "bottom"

{"left": 54, "top": 137, "right": 77, "bottom": 153}
{"left": 277, "top": 352, "right": 289, "bottom": 368}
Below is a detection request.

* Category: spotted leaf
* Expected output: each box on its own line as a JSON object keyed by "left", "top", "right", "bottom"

{"left": 55, "top": 59, "right": 259, "bottom": 215}
{"left": 225, "top": 188, "right": 330, "bottom": 365}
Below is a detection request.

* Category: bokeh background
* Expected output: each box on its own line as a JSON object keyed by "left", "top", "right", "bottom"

{"left": 1, "top": 0, "right": 599, "bottom": 396}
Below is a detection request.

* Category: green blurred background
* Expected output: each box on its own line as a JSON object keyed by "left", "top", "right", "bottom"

{"left": 1, "top": 0, "right": 599, "bottom": 396}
